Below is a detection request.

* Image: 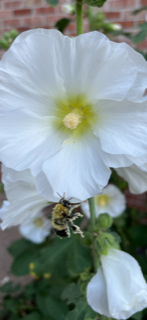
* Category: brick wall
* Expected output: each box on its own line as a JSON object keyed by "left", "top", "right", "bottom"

{"left": 0, "top": 0, "right": 147, "bottom": 209}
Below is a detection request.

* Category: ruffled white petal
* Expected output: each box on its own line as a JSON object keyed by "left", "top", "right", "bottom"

{"left": 116, "top": 163, "right": 147, "bottom": 194}
{"left": 41, "top": 133, "right": 111, "bottom": 201}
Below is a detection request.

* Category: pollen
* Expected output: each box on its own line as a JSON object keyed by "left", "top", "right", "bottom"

{"left": 63, "top": 112, "right": 81, "bottom": 130}
{"left": 34, "top": 217, "right": 44, "bottom": 227}
{"left": 96, "top": 194, "right": 110, "bottom": 207}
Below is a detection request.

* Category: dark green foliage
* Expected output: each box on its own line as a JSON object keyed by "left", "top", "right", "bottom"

{"left": 83, "top": 0, "right": 107, "bottom": 8}
{"left": 132, "top": 6, "right": 147, "bottom": 14}
{"left": 55, "top": 18, "right": 71, "bottom": 33}
{"left": 0, "top": 183, "right": 4, "bottom": 193}
{"left": 133, "top": 22, "right": 147, "bottom": 44}
{"left": 46, "top": 0, "right": 58, "bottom": 7}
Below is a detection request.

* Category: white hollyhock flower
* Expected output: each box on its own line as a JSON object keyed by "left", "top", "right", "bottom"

{"left": 81, "top": 184, "right": 126, "bottom": 218}
{"left": 62, "top": 4, "right": 75, "bottom": 14}
{"left": 0, "top": 165, "right": 57, "bottom": 229}
{"left": 87, "top": 248, "right": 147, "bottom": 319}
{"left": 19, "top": 213, "right": 51, "bottom": 244}
{"left": 0, "top": 29, "right": 147, "bottom": 201}
{"left": 116, "top": 163, "right": 147, "bottom": 194}
{"left": 111, "top": 23, "right": 122, "bottom": 31}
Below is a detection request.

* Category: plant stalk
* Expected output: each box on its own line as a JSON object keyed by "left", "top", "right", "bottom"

{"left": 88, "top": 197, "right": 97, "bottom": 272}
{"left": 76, "top": 0, "right": 83, "bottom": 35}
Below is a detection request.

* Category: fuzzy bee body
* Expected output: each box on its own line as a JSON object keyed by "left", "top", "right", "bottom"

{"left": 51, "top": 197, "right": 84, "bottom": 238}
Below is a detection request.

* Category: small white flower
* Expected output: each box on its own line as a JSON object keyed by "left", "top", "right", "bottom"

{"left": 0, "top": 29, "right": 147, "bottom": 201}
{"left": 87, "top": 248, "right": 147, "bottom": 319}
{"left": 19, "top": 213, "right": 51, "bottom": 244}
{"left": 62, "top": 4, "right": 75, "bottom": 14}
{"left": 0, "top": 165, "right": 56, "bottom": 229}
{"left": 111, "top": 23, "right": 122, "bottom": 31}
{"left": 81, "top": 184, "right": 126, "bottom": 218}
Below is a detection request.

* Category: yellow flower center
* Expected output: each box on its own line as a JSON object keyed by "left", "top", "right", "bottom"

{"left": 63, "top": 112, "right": 81, "bottom": 129}
{"left": 96, "top": 194, "right": 110, "bottom": 207}
{"left": 34, "top": 217, "right": 44, "bottom": 227}
{"left": 53, "top": 94, "right": 98, "bottom": 138}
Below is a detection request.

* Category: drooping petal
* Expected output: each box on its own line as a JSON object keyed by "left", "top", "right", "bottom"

{"left": 116, "top": 163, "right": 147, "bottom": 194}
{"left": 87, "top": 266, "right": 110, "bottom": 317}
{"left": 101, "top": 249, "right": 147, "bottom": 319}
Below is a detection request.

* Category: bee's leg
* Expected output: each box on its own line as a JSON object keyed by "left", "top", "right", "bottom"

{"left": 68, "top": 221, "right": 84, "bottom": 238}
{"left": 67, "top": 212, "right": 83, "bottom": 221}
{"left": 69, "top": 204, "right": 80, "bottom": 212}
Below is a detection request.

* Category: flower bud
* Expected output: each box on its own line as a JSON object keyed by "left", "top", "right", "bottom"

{"left": 10, "top": 29, "right": 19, "bottom": 40}
{"left": 0, "top": 39, "right": 9, "bottom": 50}
{"left": 97, "top": 213, "right": 113, "bottom": 229}
{"left": 4, "top": 32, "right": 10, "bottom": 41}
{"left": 97, "top": 232, "right": 119, "bottom": 255}
{"left": 62, "top": 4, "right": 75, "bottom": 14}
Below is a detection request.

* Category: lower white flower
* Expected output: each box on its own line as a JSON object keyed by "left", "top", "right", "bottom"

{"left": 87, "top": 248, "right": 147, "bottom": 319}
{"left": 19, "top": 213, "right": 51, "bottom": 244}
{"left": 116, "top": 163, "right": 147, "bottom": 194}
{"left": 0, "top": 165, "right": 57, "bottom": 229}
{"left": 81, "top": 184, "right": 126, "bottom": 218}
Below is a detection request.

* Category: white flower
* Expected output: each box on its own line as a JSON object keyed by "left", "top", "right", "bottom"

{"left": 62, "top": 4, "right": 75, "bottom": 14}
{"left": 81, "top": 184, "right": 126, "bottom": 218}
{"left": 0, "top": 165, "right": 56, "bottom": 229}
{"left": 111, "top": 23, "right": 122, "bottom": 31}
{"left": 0, "top": 29, "right": 147, "bottom": 201}
{"left": 19, "top": 213, "right": 51, "bottom": 243}
{"left": 116, "top": 163, "right": 147, "bottom": 194}
{"left": 87, "top": 248, "right": 147, "bottom": 319}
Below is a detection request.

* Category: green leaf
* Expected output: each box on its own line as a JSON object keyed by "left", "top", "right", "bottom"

{"left": 0, "top": 281, "right": 21, "bottom": 293}
{"left": 132, "top": 6, "right": 147, "bottom": 15}
{"left": 128, "top": 225, "right": 147, "bottom": 246}
{"left": 8, "top": 315, "right": 20, "bottom": 320}
{"left": 132, "top": 311, "right": 143, "bottom": 320}
{"left": 65, "top": 300, "right": 94, "bottom": 320}
{"left": 24, "top": 283, "right": 36, "bottom": 298}
{"left": 83, "top": 0, "right": 107, "bottom": 8}
{"left": 133, "top": 29, "right": 147, "bottom": 44}
{"left": 0, "top": 39, "right": 9, "bottom": 49}
{"left": 11, "top": 250, "right": 35, "bottom": 276}
{"left": 23, "top": 312, "right": 41, "bottom": 320}
{"left": 55, "top": 18, "right": 71, "bottom": 33}
{"left": 61, "top": 283, "right": 81, "bottom": 305}
{"left": 8, "top": 239, "right": 32, "bottom": 257}
{"left": 46, "top": 0, "right": 58, "bottom": 7}
{"left": 36, "top": 294, "right": 66, "bottom": 320}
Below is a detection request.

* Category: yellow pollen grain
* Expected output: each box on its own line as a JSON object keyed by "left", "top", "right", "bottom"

{"left": 63, "top": 112, "right": 81, "bottom": 130}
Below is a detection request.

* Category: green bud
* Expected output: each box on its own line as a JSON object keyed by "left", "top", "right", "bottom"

{"left": 97, "top": 232, "right": 120, "bottom": 255}
{"left": 0, "top": 39, "right": 9, "bottom": 49}
{"left": 4, "top": 32, "right": 10, "bottom": 41}
{"left": 96, "top": 12, "right": 105, "bottom": 21}
{"left": 97, "top": 213, "right": 113, "bottom": 229}
{"left": 10, "top": 29, "right": 19, "bottom": 40}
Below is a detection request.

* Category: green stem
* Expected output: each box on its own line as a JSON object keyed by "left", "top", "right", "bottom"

{"left": 88, "top": 197, "right": 97, "bottom": 272}
{"left": 76, "top": 0, "right": 83, "bottom": 35}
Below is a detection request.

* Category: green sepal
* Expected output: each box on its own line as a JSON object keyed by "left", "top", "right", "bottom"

{"left": 97, "top": 232, "right": 120, "bottom": 255}
{"left": 97, "top": 213, "right": 113, "bottom": 229}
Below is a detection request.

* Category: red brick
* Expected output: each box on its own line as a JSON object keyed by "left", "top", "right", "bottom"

{"left": 14, "top": 9, "right": 32, "bottom": 16}
{"left": 66, "top": 22, "right": 76, "bottom": 31}
{"left": 36, "top": 7, "right": 55, "bottom": 14}
{"left": 0, "top": 11, "right": 11, "bottom": 19}
{"left": 119, "top": 21, "right": 134, "bottom": 28}
{"left": 23, "top": 16, "right": 42, "bottom": 26}
{"left": 105, "top": 12, "right": 120, "bottom": 19}
{"left": 141, "top": 0, "right": 147, "bottom": 5}
{"left": 4, "top": 2, "right": 21, "bottom": 10}
{"left": 17, "top": 27, "right": 30, "bottom": 33}
{"left": 137, "top": 40, "right": 147, "bottom": 49}
{"left": 110, "top": 0, "right": 135, "bottom": 8}
{"left": 4, "top": 19, "right": 21, "bottom": 27}
{"left": 46, "top": 15, "right": 62, "bottom": 26}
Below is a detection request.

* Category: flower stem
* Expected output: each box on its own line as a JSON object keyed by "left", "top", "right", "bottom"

{"left": 76, "top": 0, "right": 83, "bottom": 35}
{"left": 88, "top": 197, "right": 97, "bottom": 272}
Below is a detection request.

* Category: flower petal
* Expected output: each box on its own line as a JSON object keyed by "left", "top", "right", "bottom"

{"left": 87, "top": 266, "right": 110, "bottom": 317}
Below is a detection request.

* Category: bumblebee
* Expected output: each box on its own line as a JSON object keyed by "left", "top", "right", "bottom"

{"left": 52, "top": 193, "right": 84, "bottom": 238}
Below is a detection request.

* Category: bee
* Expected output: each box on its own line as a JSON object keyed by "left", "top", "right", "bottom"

{"left": 52, "top": 193, "right": 84, "bottom": 238}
